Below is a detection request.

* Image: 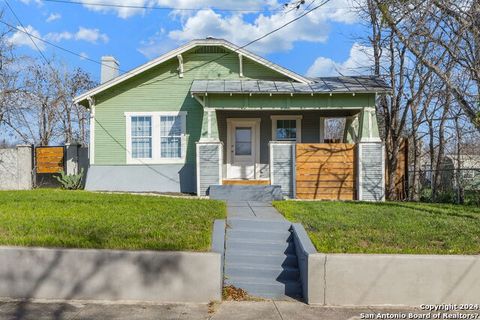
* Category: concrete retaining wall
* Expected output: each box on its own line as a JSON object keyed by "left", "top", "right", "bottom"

{"left": 0, "top": 145, "right": 33, "bottom": 190}
{"left": 291, "top": 225, "right": 480, "bottom": 306}
{"left": 0, "top": 246, "right": 222, "bottom": 303}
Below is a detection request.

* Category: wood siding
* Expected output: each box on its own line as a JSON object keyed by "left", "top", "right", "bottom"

{"left": 358, "top": 143, "right": 384, "bottom": 201}
{"left": 295, "top": 143, "right": 356, "bottom": 200}
{"left": 93, "top": 52, "right": 289, "bottom": 165}
{"left": 197, "top": 143, "right": 221, "bottom": 196}
{"left": 270, "top": 143, "right": 295, "bottom": 198}
{"left": 35, "top": 147, "right": 64, "bottom": 174}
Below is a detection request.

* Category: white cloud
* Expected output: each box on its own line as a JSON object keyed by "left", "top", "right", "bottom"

{"left": 45, "top": 27, "right": 109, "bottom": 44}
{"left": 306, "top": 43, "right": 374, "bottom": 77}
{"left": 139, "top": 0, "right": 359, "bottom": 57}
{"left": 78, "top": 0, "right": 282, "bottom": 19}
{"left": 79, "top": 52, "right": 89, "bottom": 60}
{"left": 45, "top": 31, "right": 73, "bottom": 42}
{"left": 46, "top": 13, "right": 62, "bottom": 23}
{"left": 8, "top": 25, "right": 45, "bottom": 50}
{"left": 18, "top": 0, "right": 42, "bottom": 4}
{"left": 75, "top": 27, "right": 109, "bottom": 43}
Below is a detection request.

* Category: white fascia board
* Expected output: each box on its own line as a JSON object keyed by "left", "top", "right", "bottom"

{"left": 74, "top": 39, "right": 311, "bottom": 104}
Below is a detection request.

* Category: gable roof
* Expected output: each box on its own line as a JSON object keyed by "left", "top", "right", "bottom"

{"left": 74, "top": 38, "right": 312, "bottom": 105}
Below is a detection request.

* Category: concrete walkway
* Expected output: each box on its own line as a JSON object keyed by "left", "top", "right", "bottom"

{"left": 0, "top": 300, "right": 429, "bottom": 320}
{"left": 226, "top": 201, "right": 285, "bottom": 220}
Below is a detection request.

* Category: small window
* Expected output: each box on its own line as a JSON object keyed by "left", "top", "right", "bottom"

{"left": 271, "top": 115, "right": 302, "bottom": 142}
{"left": 160, "top": 116, "right": 182, "bottom": 158}
{"left": 321, "top": 117, "right": 346, "bottom": 143}
{"left": 276, "top": 120, "right": 297, "bottom": 141}
{"left": 131, "top": 116, "right": 152, "bottom": 158}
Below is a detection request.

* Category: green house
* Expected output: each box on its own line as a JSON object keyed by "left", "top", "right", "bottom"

{"left": 74, "top": 38, "right": 390, "bottom": 200}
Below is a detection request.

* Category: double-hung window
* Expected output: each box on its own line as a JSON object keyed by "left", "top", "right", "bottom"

{"left": 126, "top": 112, "right": 187, "bottom": 164}
{"left": 131, "top": 116, "right": 152, "bottom": 159}
{"left": 160, "top": 115, "right": 182, "bottom": 159}
{"left": 271, "top": 115, "right": 302, "bottom": 142}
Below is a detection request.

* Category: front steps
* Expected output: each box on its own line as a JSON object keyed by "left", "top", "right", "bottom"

{"left": 224, "top": 218, "right": 302, "bottom": 300}
{"left": 209, "top": 185, "right": 283, "bottom": 201}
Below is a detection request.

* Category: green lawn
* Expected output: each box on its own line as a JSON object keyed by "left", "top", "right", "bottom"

{"left": 273, "top": 201, "right": 480, "bottom": 254}
{"left": 0, "top": 190, "right": 226, "bottom": 251}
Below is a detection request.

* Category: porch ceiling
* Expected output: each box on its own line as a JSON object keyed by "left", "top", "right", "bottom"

{"left": 190, "top": 77, "right": 391, "bottom": 95}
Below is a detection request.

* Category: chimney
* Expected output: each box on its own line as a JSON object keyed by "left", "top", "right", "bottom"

{"left": 101, "top": 56, "right": 119, "bottom": 83}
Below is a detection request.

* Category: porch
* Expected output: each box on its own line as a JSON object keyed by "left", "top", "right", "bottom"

{"left": 192, "top": 78, "right": 389, "bottom": 201}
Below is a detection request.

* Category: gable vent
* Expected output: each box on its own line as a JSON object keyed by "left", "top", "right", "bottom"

{"left": 193, "top": 46, "right": 229, "bottom": 54}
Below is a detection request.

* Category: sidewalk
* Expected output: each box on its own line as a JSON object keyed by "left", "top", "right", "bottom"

{"left": 0, "top": 300, "right": 423, "bottom": 320}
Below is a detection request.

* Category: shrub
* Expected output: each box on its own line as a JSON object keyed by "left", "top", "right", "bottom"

{"left": 54, "top": 169, "right": 84, "bottom": 190}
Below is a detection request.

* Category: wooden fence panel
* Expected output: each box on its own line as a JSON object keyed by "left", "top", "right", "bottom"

{"left": 296, "top": 143, "right": 356, "bottom": 200}
{"left": 35, "top": 147, "right": 64, "bottom": 174}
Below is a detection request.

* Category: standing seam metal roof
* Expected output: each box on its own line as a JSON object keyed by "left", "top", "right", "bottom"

{"left": 190, "top": 76, "right": 391, "bottom": 94}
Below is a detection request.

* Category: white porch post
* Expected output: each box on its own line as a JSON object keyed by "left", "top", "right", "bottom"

{"left": 357, "top": 106, "right": 385, "bottom": 201}
{"left": 196, "top": 106, "right": 222, "bottom": 196}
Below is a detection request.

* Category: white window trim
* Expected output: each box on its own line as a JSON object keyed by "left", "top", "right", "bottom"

{"left": 271, "top": 115, "right": 302, "bottom": 142}
{"left": 125, "top": 111, "right": 187, "bottom": 164}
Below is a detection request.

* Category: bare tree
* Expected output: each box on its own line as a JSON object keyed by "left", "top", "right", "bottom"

{"left": 375, "top": 0, "right": 480, "bottom": 129}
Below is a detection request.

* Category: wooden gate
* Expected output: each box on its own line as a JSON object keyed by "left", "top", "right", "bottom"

{"left": 296, "top": 144, "right": 356, "bottom": 200}
{"left": 35, "top": 146, "right": 64, "bottom": 174}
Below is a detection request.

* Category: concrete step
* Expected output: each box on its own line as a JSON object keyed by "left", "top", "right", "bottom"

{"left": 225, "top": 265, "right": 300, "bottom": 281}
{"left": 226, "top": 229, "right": 292, "bottom": 242}
{"left": 224, "top": 278, "right": 302, "bottom": 300}
{"left": 226, "top": 219, "right": 291, "bottom": 231}
{"left": 225, "top": 252, "right": 298, "bottom": 268}
{"left": 226, "top": 239, "right": 296, "bottom": 255}
{"left": 210, "top": 185, "right": 283, "bottom": 201}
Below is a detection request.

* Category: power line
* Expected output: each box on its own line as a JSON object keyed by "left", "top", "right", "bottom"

{"left": 140, "top": 0, "right": 331, "bottom": 87}
{"left": 1, "top": 0, "right": 331, "bottom": 88}
{"left": 4, "top": 0, "right": 52, "bottom": 68}
{"left": 0, "top": 19, "right": 128, "bottom": 73}
{"left": 42, "top": 0, "right": 284, "bottom": 13}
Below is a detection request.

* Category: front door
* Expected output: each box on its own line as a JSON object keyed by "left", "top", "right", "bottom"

{"left": 227, "top": 119, "right": 260, "bottom": 179}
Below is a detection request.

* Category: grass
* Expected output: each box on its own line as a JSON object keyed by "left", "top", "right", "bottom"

{"left": 0, "top": 189, "right": 226, "bottom": 251}
{"left": 273, "top": 201, "right": 480, "bottom": 255}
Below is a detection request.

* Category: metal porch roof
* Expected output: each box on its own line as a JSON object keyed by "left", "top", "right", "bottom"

{"left": 190, "top": 76, "right": 391, "bottom": 95}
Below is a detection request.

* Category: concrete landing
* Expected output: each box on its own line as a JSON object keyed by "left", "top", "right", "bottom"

{"left": 227, "top": 201, "right": 285, "bottom": 220}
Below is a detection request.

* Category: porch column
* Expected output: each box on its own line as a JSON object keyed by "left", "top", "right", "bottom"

{"left": 358, "top": 107, "right": 381, "bottom": 143}
{"left": 196, "top": 142, "right": 223, "bottom": 196}
{"left": 197, "top": 108, "right": 223, "bottom": 196}
{"left": 200, "top": 108, "right": 219, "bottom": 141}
{"left": 343, "top": 115, "right": 359, "bottom": 143}
{"left": 356, "top": 107, "right": 385, "bottom": 201}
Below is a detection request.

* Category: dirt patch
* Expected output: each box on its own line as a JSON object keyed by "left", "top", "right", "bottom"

{"left": 222, "top": 285, "right": 263, "bottom": 301}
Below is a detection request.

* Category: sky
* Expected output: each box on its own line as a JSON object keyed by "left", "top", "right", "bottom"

{"left": 4, "top": 0, "right": 374, "bottom": 83}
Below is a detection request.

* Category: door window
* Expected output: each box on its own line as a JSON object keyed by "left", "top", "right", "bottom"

{"left": 235, "top": 127, "right": 252, "bottom": 156}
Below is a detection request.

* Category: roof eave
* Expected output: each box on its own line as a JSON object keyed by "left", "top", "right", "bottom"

{"left": 74, "top": 39, "right": 311, "bottom": 104}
